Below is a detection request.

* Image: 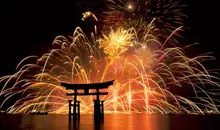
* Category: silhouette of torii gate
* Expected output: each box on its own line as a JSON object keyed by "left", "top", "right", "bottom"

{"left": 61, "top": 80, "right": 114, "bottom": 122}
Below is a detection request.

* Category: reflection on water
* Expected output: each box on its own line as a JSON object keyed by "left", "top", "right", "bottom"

{"left": 0, "top": 114, "right": 220, "bottom": 130}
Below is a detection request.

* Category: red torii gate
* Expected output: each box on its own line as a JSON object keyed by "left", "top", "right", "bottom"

{"left": 61, "top": 80, "right": 114, "bottom": 121}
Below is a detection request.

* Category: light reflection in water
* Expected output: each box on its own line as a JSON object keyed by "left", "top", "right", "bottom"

{"left": 0, "top": 114, "right": 220, "bottom": 130}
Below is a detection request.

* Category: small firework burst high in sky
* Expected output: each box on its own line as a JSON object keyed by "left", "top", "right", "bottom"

{"left": 0, "top": 0, "right": 220, "bottom": 114}
{"left": 102, "top": 0, "right": 186, "bottom": 43}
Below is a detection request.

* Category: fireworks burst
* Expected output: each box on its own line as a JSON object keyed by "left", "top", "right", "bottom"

{"left": 0, "top": 0, "right": 219, "bottom": 115}
{"left": 102, "top": 0, "right": 186, "bottom": 43}
{"left": 99, "top": 27, "right": 135, "bottom": 59}
{"left": 0, "top": 24, "right": 220, "bottom": 114}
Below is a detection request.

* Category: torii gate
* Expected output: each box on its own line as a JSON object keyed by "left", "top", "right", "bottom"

{"left": 61, "top": 80, "right": 114, "bottom": 122}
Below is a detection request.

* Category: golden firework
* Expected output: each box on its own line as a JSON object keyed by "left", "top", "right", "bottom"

{"left": 99, "top": 27, "right": 136, "bottom": 59}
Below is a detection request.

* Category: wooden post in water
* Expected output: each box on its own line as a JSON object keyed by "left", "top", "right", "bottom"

{"left": 73, "top": 89, "right": 77, "bottom": 120}
{"left": 94, "top": 88, "right": 101, "bottom": 120}
{"left": 68, "top": 100, "right": 72, "bottom": 122}
{"left": 77, "top": 101, "right": 80, "bottom": 119}
{"left": 101, "top": 101, "right": 104, "bottom": 119}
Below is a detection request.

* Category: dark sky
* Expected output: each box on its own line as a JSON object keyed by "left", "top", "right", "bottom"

{"left": 0, "top": 0, "right": 220, "bottom": 76}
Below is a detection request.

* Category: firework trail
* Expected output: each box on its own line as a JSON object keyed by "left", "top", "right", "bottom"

{"left": 82, "top": 11, "right": 98, "bottom": 21}
{"left": 0, "top": 24, "right": 220, "bottom": 114}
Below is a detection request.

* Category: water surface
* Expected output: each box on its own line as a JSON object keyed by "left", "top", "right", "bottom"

{"left": 0, "top": 114, "right": 220, "bottom": 130}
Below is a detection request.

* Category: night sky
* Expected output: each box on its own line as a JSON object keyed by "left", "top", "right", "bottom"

{"left": 1, "top": 0, "right": 220, "bottom": 77}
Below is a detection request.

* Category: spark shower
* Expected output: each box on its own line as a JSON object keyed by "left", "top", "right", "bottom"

{"left": 0, "top": 0, "right": 220, "bottom": 114}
